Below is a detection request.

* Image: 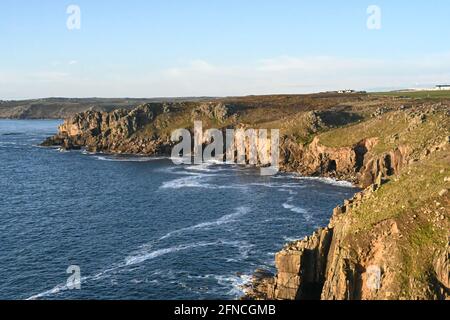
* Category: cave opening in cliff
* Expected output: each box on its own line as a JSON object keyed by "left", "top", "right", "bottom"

{"left": 328, "top": 160, "right": 337, "bottom": 172}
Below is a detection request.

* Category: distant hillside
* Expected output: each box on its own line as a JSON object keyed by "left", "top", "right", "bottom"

{"left": 0, "top": 97, "right": 216, "bottom": 119}
{"left": 0, "top": 93, "right": 374, "bottom": 119}
{"left": 373, "top": 90, "right": 450, "bottom": 99}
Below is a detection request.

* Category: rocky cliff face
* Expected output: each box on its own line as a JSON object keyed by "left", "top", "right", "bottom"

{"left": 245, "top": 144, "right": 450, "bottom": 300}
{"left": 279, "top": 136, "right": 413, "bottom": 188}
{"left": 279, "top": 105, "right": 449, "bottom": 188}
{"left": 42, "top": 104, "right": 174, "bottom": 154}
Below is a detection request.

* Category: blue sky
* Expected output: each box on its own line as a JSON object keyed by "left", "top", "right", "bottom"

{"left": 1, "top": 0, "right": 450, "bottom": 99}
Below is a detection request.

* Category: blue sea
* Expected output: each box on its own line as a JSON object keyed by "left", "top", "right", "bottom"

{"left": 0, "top": 120, "right": 358, "bottom": 300}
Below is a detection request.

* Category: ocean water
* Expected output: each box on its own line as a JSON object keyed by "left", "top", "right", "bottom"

{"left": 0, "top": 120, "right": 358, "bottom": 300}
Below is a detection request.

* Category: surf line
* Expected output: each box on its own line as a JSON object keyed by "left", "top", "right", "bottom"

{"left": 170, "top": 121, "right": 280, "bottom": 176}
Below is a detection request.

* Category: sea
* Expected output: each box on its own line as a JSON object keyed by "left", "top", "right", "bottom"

{"left": 0, "top": 120, "right": 358, "bottom": 300}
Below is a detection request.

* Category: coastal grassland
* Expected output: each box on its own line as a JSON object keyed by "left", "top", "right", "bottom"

{"left": 129, "top": 94, "right": 371, "bottom": 143}
{"left": 130, "top": 96, "right": 448, "bottom": 159}
{"left": 347, "top": 150, "right": 449, "bottom": 297}
{"left": 318, "top": 108, "right": 450, "bottom": 156}
{"left": 372, "top": 91, "right": 450, "bottom": 99}
{"left": 349, "top": 149, "right": 449, "bottom": 231}
{"left": 136, "top": 109, "right": 238, "bottom": 139}
{"left": 318, "top": 112, "right": 409, "bottom": 149}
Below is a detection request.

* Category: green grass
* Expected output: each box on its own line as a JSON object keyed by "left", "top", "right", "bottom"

{"left": 398, "top": 217, "right": 447, "bottom": 298}
{"left": 349, "top": 150, "right": 449, "bottom": 232}
{"left": 408, "top": 222, "right": 440, "bottom": 250}
{"left": 318, "top": 110, "right": 449, "bottom": 156}
{"left": 372, "top": 90, "right": 450, "bottom": 99}
{"left": 346, "top": 150, "right": 449, "bottom": 298}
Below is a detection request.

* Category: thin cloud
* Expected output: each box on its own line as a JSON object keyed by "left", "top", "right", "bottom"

{"left": 30, "top": 71, "right": 71, "bottom": 82}
{"left": 1, "top": 53, "right": 450, "bottom": 99}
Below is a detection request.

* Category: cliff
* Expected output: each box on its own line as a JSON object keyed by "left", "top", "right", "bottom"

{"left": 245, "top": 147, "right": 449, "bottom": 300}
{"left": 40, "top": 94, "right": 450, "bottom": 300}
{"left": 242, "top": 104, "right": 450, "bottom": 300}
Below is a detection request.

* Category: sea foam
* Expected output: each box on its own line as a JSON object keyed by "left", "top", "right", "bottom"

{"left": 159, "top": 206, "right": 250, "bottom": 240}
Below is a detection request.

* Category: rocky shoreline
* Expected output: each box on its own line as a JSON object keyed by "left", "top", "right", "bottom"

{"left": 243, "top": 173, "right": 449, "bottom": 300}
{"left": 41, "top": 95, "right": 450, "bottom": 300}
{"left": 41, "top": 102, "right": 421, "bottom": 188}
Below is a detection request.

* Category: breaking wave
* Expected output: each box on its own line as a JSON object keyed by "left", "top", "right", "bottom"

{"left": 160, "top": 174, "right": 212, "bottom": 189}
{"left": 159, "top": 207, "right": 250, "bottom": 240}
{"left": 28, "top": 206, "right": 251, "bottom": 300}
{"left": 282, "top": 202, "right": 308, "bottom": 214}
{"left": 272, "top": 173, "right": 355, "bottom": 188}
{"left": 94, "top": 155, "right": 167, "bottom": 162}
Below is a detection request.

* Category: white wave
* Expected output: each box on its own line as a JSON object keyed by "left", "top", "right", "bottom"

{"left": 271, "top": 173, "right": 355, "bottom": 188}
{"left": 28, "top": 237, "right": 254, "bottom": 300}
{"left": 269, "top": 173, "right": 299, "bottom": 180}
{"left": 160, "top": 174, "right": 246, "bottom": 190}
{"left": 184, "top": 270, "right": 252, "bottom": 297}
{"left": 215, "top": 274, "right": 253, "bottom": 298}
{"left": 184, "top": 163, "right": 228, "bottom": 173}
{"left": 27, "top": 274, "right": 89, "bottom": 300}
{"left": 81, "top": 149, "right": 96, "bottom": 155}
{"left": 160, "top": 174, "right": 211, "bottom": 189}
{"left": 250, "top": 182, "right": 305, "bottom": 189}
{"left": 159, "top": 207, "right": 250, "bottom": 240}
{"left": 125, "top": 242, "right": 217, "bottom": 266}
{"left": 124, "top": 239, "right": 251, "bottom": 267}
{"left": 26, "top": 261, "right": 125, "bottom": 300}
{"left": 94, "top": 155, "right": 167, "bottom": 162}
{"left": 27, "top": 283, "right": 68, "bottom": 300}
{"left": 298, "top": 176, "right": 355, "bottom": 188}
{"left": 27, "top": 242, "right": 217, "bottom": 300}
{"left": 205, "top": 159, "right": 226, "bottom": 165}
{"left": 282, "top": 202, "right": 308, "bottom": 214}
{"left": 262, "top": 217, "right": 295, "bottom": 223}
{"left": 236, "top": 241, "right": 254, "bottom": 260}
{"left": 283, "top": 197, "right": 314, "bottom": 222}
{"left": 185, "top": 164, "right": 212, "bottom": 171}
{"left": 130, "top": 278, "right": 144, "bottom": 284}
{"left": 283, "top": 236, "right": 303, "bottom": 242}
{"left": 282, "top": 195, "right": 308, "bottom": 214}
{"left": 278, "top": 188, "right": 298, "bottom": 195}
{"left": 157, "top": 166, "right": 204, "bottom": 176}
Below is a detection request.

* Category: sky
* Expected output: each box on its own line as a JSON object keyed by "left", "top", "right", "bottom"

{"left": 1, "top": 0, "right": 450, "bottom": 99}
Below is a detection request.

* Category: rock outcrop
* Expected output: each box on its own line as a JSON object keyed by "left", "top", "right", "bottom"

{"left": 191, "top": 103, "right": 235, "bottom": 123}
{"left": 249, "top": 227, "right": 333, "bottom": 300}
{"left": 279, "top": 136, "right": 412, "bottom": 188}
{"left": 42, "top": 104, "right": 172, "bottom": 154}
